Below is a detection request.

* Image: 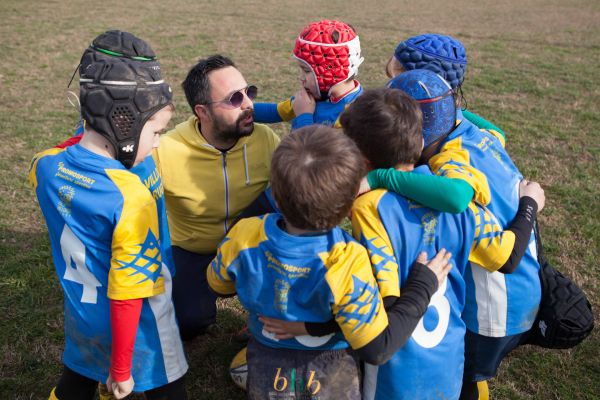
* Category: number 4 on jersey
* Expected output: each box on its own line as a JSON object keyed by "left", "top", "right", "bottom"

{"left": 60, "top": 225, "right": 102, "bottom": 304}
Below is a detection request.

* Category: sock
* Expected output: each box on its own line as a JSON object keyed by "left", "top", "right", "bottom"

{"left": 477, "top": 380, "right": 489, "bottom": 400}
{"left": 48, "top": 388, "right": 59, "bottom": 400}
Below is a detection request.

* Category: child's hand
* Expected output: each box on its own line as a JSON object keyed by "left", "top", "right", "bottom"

{"left": 259, "top": 316, "right": 308, "bottom": 340}
{"left": 416, "top": 249, "right": 452, "bottom": 288}
{"left": 356, "top": 176, "right": 371, "bottom": 197}
{"left": 519, "top": 179, "right": 545, "bottom": 212}
{"left": 292, "top": 87, "right": 316, "bottom": 116}
{"left": 106, "top": 375, "right": 135, "bottom": 399}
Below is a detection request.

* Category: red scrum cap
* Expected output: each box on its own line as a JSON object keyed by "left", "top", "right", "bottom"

{"left": 293, "top": 20, "right": 363, "bottom": 98}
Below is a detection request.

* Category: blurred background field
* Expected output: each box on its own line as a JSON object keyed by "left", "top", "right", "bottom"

{"left": 0, "top": 0, "right": 598, "bottom": 398}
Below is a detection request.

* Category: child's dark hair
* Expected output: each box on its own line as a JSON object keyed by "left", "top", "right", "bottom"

{"left": 340, "top": 88, "right": 423, "bottom": 169}
{"left": 271, "top": 125, "right": 365, "bottom": 231}
{"left": 182, "top": 55, "right": 235, "bottom": 114}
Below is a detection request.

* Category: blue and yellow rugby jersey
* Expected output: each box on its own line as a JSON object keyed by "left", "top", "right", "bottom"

{"left": 130, "top": 155, "right": 175, "bottom": 276}
{"left": 253, "top": 83, "right": 363, "bottom": 130}
{"left": 351, "top": 166, "right": 514, "bottom": 400}
{"left": 429, "top": 120, "right": 541, "bottom": 337}
{"left": 29, "top": 145, "right": 187, "bottom": 391}
{"left": 207, "top": 213, "right": 388, "bottom": 351}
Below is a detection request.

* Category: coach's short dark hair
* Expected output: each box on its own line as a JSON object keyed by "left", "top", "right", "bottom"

{"left": 340, "top": 88, "right": 423, "bottom": 168}
{"left": 182, "top": 55, "right": 235, "bottom": 115}
{"left": 271, "top": 126, "right": 365, "bottom": 231}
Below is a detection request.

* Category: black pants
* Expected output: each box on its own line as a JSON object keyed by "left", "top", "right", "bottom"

{"left": 54, "top": 366, "right": 187, "bottom": 399}
{"left": 171, "top": 246, "right": 218, "bottom": 341}
{"left": 172, "top": 191, "right": 277, "bottom": 341}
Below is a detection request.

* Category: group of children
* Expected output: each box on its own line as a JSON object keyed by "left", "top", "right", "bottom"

{"left": 30, "top": 18, "right": 547, "bottom": 400}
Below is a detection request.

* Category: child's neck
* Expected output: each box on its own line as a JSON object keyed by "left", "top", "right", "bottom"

{"left": 329, "top": 80, "right": 357, "bottom": 102}
{"left": 79, "top": 129, "right": 116, "bottom": 159}
{"left": 395, "top": 163, "right": 415, "bottom": 172}
{"left": 281, "top": 218, "right": 324, "bottom": 236}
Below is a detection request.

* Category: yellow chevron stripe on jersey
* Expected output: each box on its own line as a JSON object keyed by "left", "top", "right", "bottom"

{"left": 429, "top": 136, "right": 492, "bottom": 206}
{"left": 321, "top": 240, "right": 388, "bottom": 349}
{"left": 277, "top": 98, "right": 296, "bottom": 121}
{"left": 467, "top": 202, "right": 516, "bottom": 271}
{"left": 28, "top": 147, "right": 65, "bottom": 190}
{"left": 207, "top": 216, "right": 268, "bottom": 295}
{"left": 351, "top": 190, "right": 400, "bottom": 299}
{"left": 487, "top": 129, "right": 506, "bottom": 148}
{"left": 106, "top": 169, "right": 165, "bottom": 300}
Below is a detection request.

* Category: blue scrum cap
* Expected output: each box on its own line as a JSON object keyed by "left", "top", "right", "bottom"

{"left": 394, "top": 34, "right": 467, "bottom": 89}
{"left": 388, "top": 69, "right": 456, "bottom": 147}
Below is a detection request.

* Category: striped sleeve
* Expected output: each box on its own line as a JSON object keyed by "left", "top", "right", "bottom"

{"left": 429, "top": 137, "right": 492, "bottom": 206}
{"left": 467, "top": 202, "right": 516, "bottom": 271}
{"left": 323, "top": 241, "right": 388, "bottom": 349}
{"left": 107, "top": 169, "right": 165, "bottom": 300}
{"left": 207, "top": 217, "right": 267, "bottom": 295}
{"left": 351, "top": 190, "right": 400, "bottom": 298}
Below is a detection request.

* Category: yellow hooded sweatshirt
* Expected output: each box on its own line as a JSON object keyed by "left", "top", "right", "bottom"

{"left": 153, "top": 116, "right": 280, "bottom": 254}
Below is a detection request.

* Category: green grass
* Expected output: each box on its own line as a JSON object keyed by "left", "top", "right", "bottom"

{"left": 1, "top": 0, "right": 599, "bottom": 398}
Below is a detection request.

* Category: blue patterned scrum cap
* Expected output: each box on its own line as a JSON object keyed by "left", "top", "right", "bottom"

{"left": 394, "top": 34, "right": 467, "bottom": 89}
{"left": 388, "top": 69, "right": 456, "bottom": 147}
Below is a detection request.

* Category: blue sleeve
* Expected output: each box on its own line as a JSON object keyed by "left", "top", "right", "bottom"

{"left": 253, "top": 103, "right": 283, "bottom": 123}
{"left": 291, "top": 113, "right": 315, "bottom": 131}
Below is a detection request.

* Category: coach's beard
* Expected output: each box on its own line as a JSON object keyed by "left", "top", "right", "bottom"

{"left": 214, "top": 109, "right": 255, "bottom": 143}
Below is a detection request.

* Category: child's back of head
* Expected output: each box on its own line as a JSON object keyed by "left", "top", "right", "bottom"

{"left": 270, "top": 125, "right": 365, "bottom": 231}
{"left": 340, "top": 87, "right": 423, "bottom": 169}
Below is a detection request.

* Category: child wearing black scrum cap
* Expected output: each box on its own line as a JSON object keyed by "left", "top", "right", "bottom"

{"left": 30, "top": 30, "right": 188, "bottom": 400}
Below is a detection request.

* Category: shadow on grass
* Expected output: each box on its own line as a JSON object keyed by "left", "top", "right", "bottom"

{"left": 0, "top": 230, "right": 63, "bottom": 399}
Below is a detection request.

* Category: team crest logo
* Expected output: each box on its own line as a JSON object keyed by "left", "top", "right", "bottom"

{"left": 273, "top": 279, "right": 290, "bottom": 313}
{"left": 57, "top": 185, "right": 75, "bottom": 217}
{"left": 114, "top": 229, "right": 162, "bottom": 283}
{"left": 421, "top": 212, "right": 438, "bottom": 244}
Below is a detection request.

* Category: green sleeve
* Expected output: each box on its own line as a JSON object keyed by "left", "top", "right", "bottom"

{"left": 462, "top": 109, "right": 506, "bottom": 139}
{"left": 367, "top": 168, "right": 474, "bottom": 214}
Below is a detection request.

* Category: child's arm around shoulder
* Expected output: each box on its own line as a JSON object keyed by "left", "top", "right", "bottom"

{"left": 469, "top": 179, "right": 545, "bottom": 274}
{"left": 330, "top": 247, "right": 451, "bottom": 365}
{"left": 365, "top": 168, "right": 475, "bottom": 213}
{"left": 429, "top": 138, "right": 492, "bottom": 206}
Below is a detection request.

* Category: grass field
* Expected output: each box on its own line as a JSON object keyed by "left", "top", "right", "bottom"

{"left": 1, "top": 0, "right": 599, "bottom": 398}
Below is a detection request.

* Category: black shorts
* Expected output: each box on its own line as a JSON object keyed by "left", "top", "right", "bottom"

{"left": 463, "top": 329, "right": 529, "bottom": 382}
{"left": 246, "top": 338, "right": 361, "bottom": 400}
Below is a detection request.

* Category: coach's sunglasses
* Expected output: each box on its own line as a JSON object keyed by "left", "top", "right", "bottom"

{"left": 205, "top": 85, "right": 258, "bottom": 108}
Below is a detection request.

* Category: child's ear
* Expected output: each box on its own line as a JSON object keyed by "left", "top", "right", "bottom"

{"left": 363, "top": 156, "right": 373, "bottom": 172}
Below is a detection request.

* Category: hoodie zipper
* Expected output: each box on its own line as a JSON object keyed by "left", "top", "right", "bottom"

{"left": 221, "top": 152, "right": 230, "bottom": 233}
